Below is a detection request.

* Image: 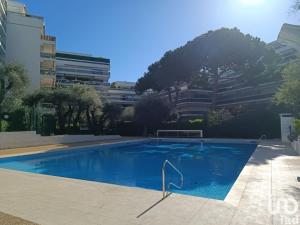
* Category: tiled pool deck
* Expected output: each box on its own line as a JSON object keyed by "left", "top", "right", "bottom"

{"left": 0, "top": 140, "right": 299, "bottom": 225}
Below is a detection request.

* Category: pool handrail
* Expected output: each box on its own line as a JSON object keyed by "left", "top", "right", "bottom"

{"left": 259, "top": 134, "right": 267, "bottom": 140}
{"left": 162, "top": 160, "right": 184, "bottom": 198}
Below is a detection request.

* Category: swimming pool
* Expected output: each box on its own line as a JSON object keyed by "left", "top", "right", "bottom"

{"left": 0, "top": 140, "right": 256, "bottom": 200}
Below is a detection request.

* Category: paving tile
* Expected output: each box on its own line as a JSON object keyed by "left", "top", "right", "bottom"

{"left": 189, "top": 200, "right": 235, "bottom": 225}
{"left": 230, "top": 207, "right": 272, "bottom": 225}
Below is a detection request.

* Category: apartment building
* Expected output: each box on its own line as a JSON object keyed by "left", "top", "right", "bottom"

{"left": 102, "top": 81, "right": 140, "bottom": 107}
{"left": 174, "top": 89, "right": 213, "bottom": 119}
{"left": 0, "top": 0, "right": 6, "bottom": 61}
{"left": 5, "top": 0, "right": 56, "bottom": 89}
{"left": 40, "top": 35, "right": 56, "bottom": 88}
{"left": 216, "top": 23, "right": 299, "bottom": 110}
{"left": 56, "top": 51, "right": 110, "bottom": 91}
{"left": 165, "top": 23, "right": 300, "bottom": 120}
{"left": 165, "top": 80, "right": 283, "bottom": 120}
{"left": 4, "top": 1, "right": 111, "bottom": 92}
{"left": 269, "top": 23, "right": 300, "bottom": 65}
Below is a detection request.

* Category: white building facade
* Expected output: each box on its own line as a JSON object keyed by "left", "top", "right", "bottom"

{"left": 103, "top": 81, "right": 140, "bottom": 107}
{"left": 5, "top": 0, "right": 56, "bottom": 89}
{"left": 269, "top": 23, "right": 300, "bottom": 65}
{"left": 0, "top": 0, "right": 6, "bottom": 61}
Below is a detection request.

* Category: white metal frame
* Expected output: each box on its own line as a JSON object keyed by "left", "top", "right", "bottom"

{"left": 157, "top": 130, "right": 203, "bottom": 138}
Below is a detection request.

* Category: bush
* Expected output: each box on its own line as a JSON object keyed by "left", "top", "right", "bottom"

{"left": 5, "top": 108, "right": 30, "bottom": 131}
{"left": 135, "top": 95, "right": 170, "bottom": 135}
{"left": 207, "top": 109, "right": 233, "bottom": 127}
{"left": 161, "top": 120, "right": 205, "bottom": 131}
{"left": 121, "top": 107, "right": 135, "bottom": 121}
{"left": 294, "top": 119, "right": 300, "bottom": 136}
{"left": 118, "top": 121, "right": 144, "bottom": 136}
{"left": 206, "top": 107, "right": 281, "bottom": 139}
{"left": 0, "top": 120, "right": 8, "bottom": 131}
{"left": 40, "top": 114, "right": 56, "bottom": 136}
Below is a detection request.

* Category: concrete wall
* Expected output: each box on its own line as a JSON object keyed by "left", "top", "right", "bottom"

{"left": 5, "top": 11, "right": 43, "bottom": 90}
{"left": 280, "top": 114, "right": 294, "bottom": 143}
{"left": 291, "top": 138, "right": 300, "bottom": 155}
{"left": 0, "top": 131, "right": 122, "bottom": 150}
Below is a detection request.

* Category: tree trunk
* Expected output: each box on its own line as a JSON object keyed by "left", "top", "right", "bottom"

{"left": 73, "top": 107, "right": 82, "bottom": 129}
{"left": 56, "top": 106, "right": 66, "bottom": 132}
{"left": 91, "top": 110, "right": 98, "bottom": 134}
{"left": 167, "top": 87, "right": 173, "bottom": 104}
{"left": 86, "top": 108, "right": 92, "bottom": 130}
{"left": 67, "top": 105, "right": 74, "bottom": 129}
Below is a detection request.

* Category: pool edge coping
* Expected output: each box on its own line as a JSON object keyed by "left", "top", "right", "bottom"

{"left": 0, "top": 137, "right": 259, "bottom": 204}
{"left": 0, "top": 138, "right": 149, "bottom": 159}
{"left": 0, "top": 137, "right": 258, "bottom": 159}
{"left": 224, "top": 143, "right": 260, "bottom": 206}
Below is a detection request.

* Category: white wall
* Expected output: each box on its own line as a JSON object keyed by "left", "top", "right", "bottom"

{"left": 280, "top": 114, "right": 295, "bottom": 143}
{"left": 5, "top": 11, "right": 43, "bottom": 90}
{"left": 291, "top": 139, "right": 300, "bottom": 155}
{"left": 0, "top": 131, "right": 122, "bottom": 150}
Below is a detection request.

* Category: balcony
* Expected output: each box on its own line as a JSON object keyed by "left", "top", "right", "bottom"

{"left": 41, "top": 35, "right": 56, "bottom": 42}
{"left": 40, "top": 52, "right": 55, "bottom": 59}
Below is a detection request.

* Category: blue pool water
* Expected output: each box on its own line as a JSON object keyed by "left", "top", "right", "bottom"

{"left": 0, "top": 140, "right": 256, "bottom": 200}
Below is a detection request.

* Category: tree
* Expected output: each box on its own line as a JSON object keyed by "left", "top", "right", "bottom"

{"left": 83, "top": 87, "right": 102, "bottom": 134}
{"left": 134, "top": 95, "right": 170, "bottom": 135}
{"left": 188, "top": 71, "right": 209, "bottom": 89}
{"left": 100, "top": 103, "right": 122, "bottom": 133}
{"left": 23, "top": 89, "right": 51, "bottom": 130}
{"left": 207, "top": 109, "right": 233, "bottom": 127}
{"left": 121, "top": 106, "right": 135, "bottom": 122}
{"left": 24, "top": 88, "right": 71, "bottom": 131}
{"left": 68, "top": 85, "right": 101, "bottom": 130}
{"left": 293, "top": 0, "right": 300, "bottom": 11}
{"left": 275, "top": 60, "right": 300, "bottom": 116}
{"left": 0, "top": 63, "right": 28, "bottom": 111}
{"left": 23, "top": 85, "right": 102, "bottom": 133}
{"left": 135, "top": 28, "right": 280, "bottom": 108}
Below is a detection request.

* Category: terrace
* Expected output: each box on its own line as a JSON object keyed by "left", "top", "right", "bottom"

{"left": 0, "top": 139, "right": 298, "bottom": 225}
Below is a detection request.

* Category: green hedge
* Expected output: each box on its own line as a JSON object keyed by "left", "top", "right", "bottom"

{"left": 206, "top": 109, "right": 281, "bottom": 139}
{"left": 2, "top": 108, "right": 30, "bottom": 132}
{"left": 117, "top": 105, "right": 282, "bottom": 139}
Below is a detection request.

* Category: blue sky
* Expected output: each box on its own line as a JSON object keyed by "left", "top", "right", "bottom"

{"left": 21, "top": 0, "right": 299, "bottom": 82}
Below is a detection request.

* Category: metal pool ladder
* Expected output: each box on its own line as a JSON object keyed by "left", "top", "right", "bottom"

{"left": 162, "top": 160, "right": 184, "bottom": 198}
{"left": 259, "top": 134, "right": 267, "bottom": 140}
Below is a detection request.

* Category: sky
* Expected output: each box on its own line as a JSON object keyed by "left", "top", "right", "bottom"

{"left": 20, "top": 0, "right": 299, "bottom": 82}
